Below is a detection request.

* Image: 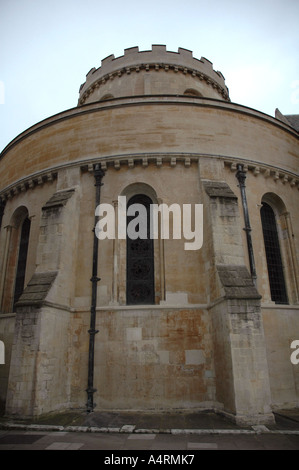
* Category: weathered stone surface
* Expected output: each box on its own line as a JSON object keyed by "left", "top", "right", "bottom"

{"left": 42, "top": 189, "right": 75, "bottom": 210}
{"left": 203, "top": 181, "right": 238, "bottom": 199}
{"left": 15, "top": 271, "right": 57, "bottom": 307}
{"left": 216, "top": 264, "right": 261, "bottom": 299}
{"left": 0, "top": 46, "right": 298, "bottom": 424}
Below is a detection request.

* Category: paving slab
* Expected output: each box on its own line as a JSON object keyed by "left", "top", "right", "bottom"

{"left": 1, "top": 408, "right": 299, "bottom": 438}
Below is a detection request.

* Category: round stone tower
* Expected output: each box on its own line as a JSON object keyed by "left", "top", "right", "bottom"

{"left": 0, "top": 46, "right": 298, "bottom": 425}
{"left": 78, "top": 45, "right": 230, "bottom": 104}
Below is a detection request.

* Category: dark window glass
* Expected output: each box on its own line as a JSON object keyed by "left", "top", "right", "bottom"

{"left": 126, "top": 194, "right": 155, "bottom": 305}
{"left": 0, "top": 201, "right": 5, "bottom": 230}
{"left": 13, "top": 217, "right": 31, "bottom": 308}
{"left": 261, "top": 202, "right": 288, "bottom": 304}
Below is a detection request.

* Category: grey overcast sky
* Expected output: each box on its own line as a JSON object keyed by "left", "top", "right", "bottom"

{"left": 0, "top": 0, "right": 298, "bottom": 154}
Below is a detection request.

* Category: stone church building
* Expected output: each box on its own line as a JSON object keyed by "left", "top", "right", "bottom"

{"left": 0, "top": 45, "right": 298, "bottom": 425}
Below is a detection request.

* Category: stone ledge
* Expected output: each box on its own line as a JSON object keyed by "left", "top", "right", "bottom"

{"left": 15, "top": 271, "right": 58, "bottom": 308}
{"left": 203, "top": 180, "right": 237, "bottom": 199}
{"left": 216, "top": 264, "right": 261, "bottom": 300}
{"left": 42, "top": 189, "right": 75, "bottom": 210}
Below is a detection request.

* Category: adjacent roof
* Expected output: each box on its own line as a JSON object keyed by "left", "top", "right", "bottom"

{"left": 285, "top": 114, "right": 299, "bottom": 132}
{"left": 275, "top": 108, "right": 299, "bottom": 132}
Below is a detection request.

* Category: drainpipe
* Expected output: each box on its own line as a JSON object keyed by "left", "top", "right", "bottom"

{"left": 236, "top": 164, "right": 257, "bottom": 286}
{"left": 86, "top": 164, "right": 105, "bottom": 413}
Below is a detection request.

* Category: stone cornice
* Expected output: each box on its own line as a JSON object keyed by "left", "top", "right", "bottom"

{"left": 0, "top": 170, "right": 57, "bottom": 202}
{"left": 225, "top": 159, "right": 299, "bottom": 187}
{"left": 1, "top": 153, "right": 298, "bottom": 203}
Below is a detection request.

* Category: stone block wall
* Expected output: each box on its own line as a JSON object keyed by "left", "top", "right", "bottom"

{"left": 5, "top": 304, "right": 71, "bottom": 417}
{"left": 210, "top": 296, "right": 273, "bottom": 425}
{"left": 70, "top": 306, "right": 217, "bottom": 411}
{"left": 0, "top": 314, "right": 15, "bottom": 411}
{"left": 262, "top": 306, "right": 299, "bottom": 409}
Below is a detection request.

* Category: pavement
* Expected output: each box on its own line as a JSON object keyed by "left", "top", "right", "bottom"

{"left": 0, "top": 408, "right": 299, "bottom": 451}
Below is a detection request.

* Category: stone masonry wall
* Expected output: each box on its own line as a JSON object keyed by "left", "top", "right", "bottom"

{"left": 0, "top": 314, "right": 15, "bottom": 411}
{"left": 5, "top": 180, "right": 81, "bottom": 417}
{"left": 70, "top": 307, "right": 217, "bottom": 411}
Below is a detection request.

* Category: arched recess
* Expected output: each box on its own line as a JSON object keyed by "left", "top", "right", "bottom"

{"left": 100, "top": 93, "right": 114, "bottom": 101}
{"left": 0, "top": 206, "right": 31, "bottom": 312}
{"left": 183, "top": 88, "right": 203, "bottom": 97}
{"left": 260, "top": 193, "right": 298, "bottom": 304}
{"left": 115, "top": 183, "right": 163, "bottom": 305}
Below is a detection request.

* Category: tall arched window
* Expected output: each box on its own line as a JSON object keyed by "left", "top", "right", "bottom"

{"left": 126, "top": 194, "right": 155, "bottom": 305}
{"left": 260, "top": 202, "right": 288, "bottom": 304}
{"left": 13, "top": 216, "right": 31, "bottom": 309}
{"left": 0, "top": 207, "right": 31, "bottom": 313}
{"left": 0, "top": 200, "right": 5, "bottom": 231}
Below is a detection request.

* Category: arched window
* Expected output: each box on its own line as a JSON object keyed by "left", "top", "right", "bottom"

{"left": 0, "top": 200, "right": 5, "bottom": 231}
{"left": 126, "top": 194, "right": 155, "bottom": 305}
{"left": 13, "top": 216, "right": 31, "bottom": 308}
{"left": 260, "top": 202, "right": 288, "bottom": 304}
{"left": 0, "top": 207, "right": 31, "bottom": 312}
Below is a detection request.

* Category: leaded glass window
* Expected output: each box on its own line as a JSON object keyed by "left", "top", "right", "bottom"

{"left": 261, "top": 202, "right": 288, "bottom": 304}
{"left": 13, "top": 217, "right": 31, "bottom": 308}
{"left": 126, "top": 194, "right": 155, "bottom": 305}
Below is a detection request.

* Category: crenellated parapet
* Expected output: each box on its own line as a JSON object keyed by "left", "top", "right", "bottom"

{"left": 78, "top": 45, "right": 230, "bottom": 105}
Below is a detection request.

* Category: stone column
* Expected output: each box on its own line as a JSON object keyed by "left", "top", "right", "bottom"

{"left": 283, "top": 212, "right": 299, "bottom": 303}
{"left": 111, "top": 199, "right": 119, "bottom": 305}
{"left": 157, "top": 198, "right": 166, "bottom": 302}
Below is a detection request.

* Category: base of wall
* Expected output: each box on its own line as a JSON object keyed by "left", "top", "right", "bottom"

{"left": 216, "top": 408, "right": 275, "bottom": 426}
{"left": 2, "top": 406, "right": 277, "bottom": 429}
{"left": 2, "top": 400, "right": 277, "bottom": 428}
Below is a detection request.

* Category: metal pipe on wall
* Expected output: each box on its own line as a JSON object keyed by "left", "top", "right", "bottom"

{"left": 236, "top": 164, "right": 257, "bottom": 286}
{"left": 86, "top": 164, "right": 105, "bottom": 413}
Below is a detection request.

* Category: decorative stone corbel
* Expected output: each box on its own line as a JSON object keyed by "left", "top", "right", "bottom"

{"left": 273, "top": 171, "right": 280, "bottom": 182}
{"left": 264, "top": 169, "right": 271, "bottom": 178}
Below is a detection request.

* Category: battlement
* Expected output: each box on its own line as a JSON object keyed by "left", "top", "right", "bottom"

{"left": 78, "top": 45, "right": 229, "bottom": 104}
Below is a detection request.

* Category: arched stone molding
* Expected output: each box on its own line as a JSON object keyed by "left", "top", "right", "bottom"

{"left": 0, "top": 206, "right": 30, "bottom": 313}
{"left": 110, "top": 182, "right": 164, "bottom": 306}
{"left": 183, "top": 88, "right": 203, "bottom": 97}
